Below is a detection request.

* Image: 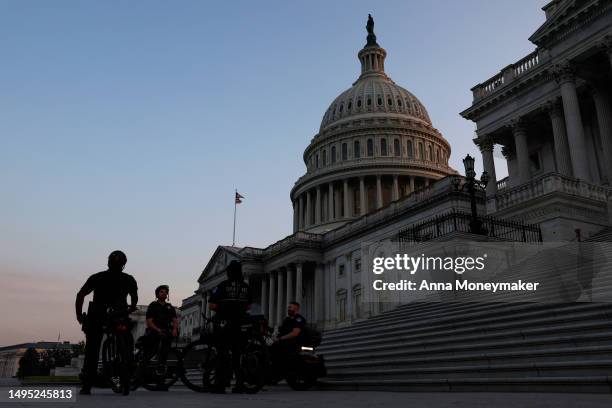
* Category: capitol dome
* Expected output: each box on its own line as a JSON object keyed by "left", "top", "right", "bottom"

{"left": 319, "top": 72, "right": 432, "bottom": 132}
{"left": 291, "top": 16, "right": 456, "bottom": 233}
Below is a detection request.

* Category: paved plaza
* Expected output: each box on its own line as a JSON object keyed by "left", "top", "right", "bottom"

{"left": 1, "top": 386, "right": 612, "bottom": 408}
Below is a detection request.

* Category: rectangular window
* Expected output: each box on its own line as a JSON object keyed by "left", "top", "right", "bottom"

{"left": 338, "top": 264, "right": 345, "bottom": 277}
{"left": 354, "top": 258, "right": 361, "bottom": 273}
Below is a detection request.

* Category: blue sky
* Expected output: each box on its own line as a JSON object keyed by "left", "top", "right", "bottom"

{"left": 0, "top": 0, "right": 548, "bottom": 345}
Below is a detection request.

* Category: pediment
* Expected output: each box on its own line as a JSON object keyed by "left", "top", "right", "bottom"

{"left": 529, "top": 0, "right": 602, "bottom": 46}
{"left": 198, "top": 246, "right": 242, "bottom": 283}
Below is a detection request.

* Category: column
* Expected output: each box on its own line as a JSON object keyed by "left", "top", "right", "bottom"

{"left": 546, "top": 100, "right": 573, "bottom": 177}
{"left": 293, "top": 201, "right": 298, "bottom": 232}
{"left": 554, "top": 63, "right": 590, "bottom": 180}
{"left": 392, "top": 175, "right": 399, "bottom": 201}
{"left": 343, "top": 179, "right": 350, "bottom": 218}
{"left": 328, "top": 183, "right": 334, "bottom": 222}
{"left": 479, "top": 137, "right": 498, "bottom": 196}
{"left": 276, "top": 268, "right": 285, "bottom": 325}
{"left": 305, "top": 190, "right": 312, "bottom": 228}
{"left": 286, "top": 266, "right": 294, "bottom": 303}
{"left": 334, "top": 186, "right": 342, "bottom": 218}
{"left": 511, "top": 119, "right": 530, "bottom": 184}
{"left": 315, "top": 186, "right": 322, "bottom": 224}
{"left": 298, "top": 195, "right": 304, "bottom": 231}
{"left": 591, "top": 86, "right": 612, "bottom": 183}
{"left": 268, "top": 272, "right": 276, "bottom": 327}
{"left": 261, "top": 276, "right": 268, "bottom": 319}
{"left": 295, "top": 263, "right": 303, "bottom": 306}
{"left": 345, "top": 254, "right": 353, "bottom": 320}
{"left": 359, "top": 176, "right": 366, "bottom": 215}
{"left": 313, "top": 263, "right": 323, "bottom": 324}
{"left": 376, "top": 175, "right": 383, "bottom": 209}
{"left": 409, "top": 176, "right": 415, "bottom": 193}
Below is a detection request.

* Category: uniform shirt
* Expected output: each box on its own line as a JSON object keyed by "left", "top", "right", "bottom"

{"left": 278, "top": 313, "right": 306, "bottom": 339}
{"left": 146, "top": 301, "right": 177, "bottom": 332}
{"left": 209, "top": 279, "right": 253, "bottom": 319}
{"left": 80, "top": 270, "right": 138, "bottom": 314}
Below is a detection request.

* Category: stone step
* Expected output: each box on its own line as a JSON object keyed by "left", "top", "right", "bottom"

{"left": 325, "top": 360, "right": 612, "bottom": 380}
{"left": 323, "top": 302, "right": 599, "bottom": 339}
{"left": 322, "top": 329, "right": 612, "bottom": 362}
{"left": 320, "top": 303, "right": 612, "bottom": 349}
{"left": 325, "top": 345, "right": 612, "bottom": 370}
{"left": 317, "top": 376, "right": 612, "bottom": 393}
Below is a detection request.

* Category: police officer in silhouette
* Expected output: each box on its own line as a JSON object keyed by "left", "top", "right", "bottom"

{"left": 208, "top": 260, "right": 252, "bottom": 394}
{"left": 75, "top": 250, "right": 138, "bottom": 395}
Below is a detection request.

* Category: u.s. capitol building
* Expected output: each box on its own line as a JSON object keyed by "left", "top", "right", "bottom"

{"left": 180, "top": 1, "right": 612, "bottom": 392}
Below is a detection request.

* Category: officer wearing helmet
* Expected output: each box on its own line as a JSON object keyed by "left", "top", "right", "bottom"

{"left": 75, "top": 250, "right": 138, "bottom": 395}
{"left": 143, "top": 285, "right": 178, "bottom": 367}
{"left": 208, "top": 260, "right": 253, "bottom": 393}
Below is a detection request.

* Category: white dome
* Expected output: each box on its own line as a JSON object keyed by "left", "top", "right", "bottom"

{"left": 320, "top": 76, "right": 431, "bottom": 132}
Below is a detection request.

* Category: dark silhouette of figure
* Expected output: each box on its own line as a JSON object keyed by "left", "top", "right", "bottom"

{"left": 75, "top": 250, "right": 138, "bottom": 395}
{"left": 143, "top": 285, "right": 178, "bottom": 366}
{"left": 208, "top": 260, "right": 253, "bottom": 394}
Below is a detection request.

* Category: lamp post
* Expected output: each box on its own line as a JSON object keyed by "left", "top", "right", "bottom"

{"left": 453, "top": 154, "right": 489, "bottom": 235}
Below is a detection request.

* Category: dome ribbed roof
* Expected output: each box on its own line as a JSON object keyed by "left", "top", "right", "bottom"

{"left": 319, "top": 77, "right": 431, "bottom": 132}
{"left": 319, "top": 19, "right": 431, "bottom": 132}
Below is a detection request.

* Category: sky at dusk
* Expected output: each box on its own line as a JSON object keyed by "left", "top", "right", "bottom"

{"left": 0, "top": 0, "right": 549, "bottom": 346}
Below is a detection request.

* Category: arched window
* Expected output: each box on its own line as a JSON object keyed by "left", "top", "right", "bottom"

{"left": 436, "top": 150, "right": 440, "bottom": 163}
{"left": 322, "top": 149, "right": 327, "bottom": 166}
{"left": 342, "top": 143, "right": 348, "bottom": 161}
{"left": 377, "top": 96, "right": 383, "bottom": 106}
{"left": 419, "top": 142, "right": 424, "bottom": 159}
{"left": 336, "top": 289, "right": 347, "bottom": 322}
{"left": 367, "top": 139, "right": 374, "bottom": 157}
{"left": 367, "top": 97, "right": 372, "bottom": 106}
{"left": 354, "top": 140, "right": 361, "bottom": 159}
{"left": 407, "top": 140, "right": 413, "bottom": 158}
{"left": 316, "top": 154, "right": 319, "bottom": 168}
{"left": 394, "top": 139, "right": 401, "bottom": 157}
{"left": 387, "top": 97, "right": 393, "bottom": 106}
{"left": 339, "top": 104, "right": 343, "bottom": 113}
{"left": 357, "top": 99, "right": 362, "bottom": 108}
{"left": 428, "top": 145, "right": 433, "bottom": 161}
{"left": 331, "top": 146, "right": 337, "bottom": 164}
{"left": 380, "top": 139, "right": 387, "bottom": 156}
{"left": 397, "top": 99, "right": 402, "bottom": 107}
{"left": 347, "top": 101, "right": 352, "bottom": 110}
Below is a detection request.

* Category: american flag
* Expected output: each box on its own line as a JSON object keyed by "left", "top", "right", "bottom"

{"left": 235, "top": 191, "right": 244, "bottom": 204}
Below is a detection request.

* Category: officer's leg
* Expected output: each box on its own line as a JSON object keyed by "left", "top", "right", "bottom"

{"left": 212, "top": 327, "right": 229, "bottom": 392}
{"left": 81, "top": 327, "right": 103, "bottom": 392}
{"left": 159, "top": 336, "right": 171, "bottom": 365}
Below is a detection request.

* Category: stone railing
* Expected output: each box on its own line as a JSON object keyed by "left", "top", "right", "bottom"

{"left": 262, "top": 231, "right": 323, "bottom": 259}
{"left": 492, "top": 172, "right": 612, "bottom": 211}
{"left": 497, "top": 176, "right": 509, "bottom": 191}
{"left": 472, "top": 49, "right": 543, "bottom": 101}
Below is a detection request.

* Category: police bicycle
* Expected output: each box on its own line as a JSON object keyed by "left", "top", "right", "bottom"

{"left": 178, "top": 315, "right": 268, "bottom": 393}
{"left": 99, "top": 306, "right": 135, "bottom": 395}
{"left": 130, "top": 332, "right": 182, "bottom": 391}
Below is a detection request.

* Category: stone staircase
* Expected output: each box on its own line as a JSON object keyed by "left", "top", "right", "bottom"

{"left": 317, "top": 231, "right": 612, "bottom": 392}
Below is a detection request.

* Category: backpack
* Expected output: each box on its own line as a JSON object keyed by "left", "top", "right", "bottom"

{"left": 301, "top": 325, "right": 322, "bottom": 347}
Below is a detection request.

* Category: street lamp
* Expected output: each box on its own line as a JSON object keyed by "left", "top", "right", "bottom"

{"left": 454, "top": 154, "right": 489, "bottom": 235}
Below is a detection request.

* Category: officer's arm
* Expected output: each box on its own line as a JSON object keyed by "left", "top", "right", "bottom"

{"left": 75, "top": 278, "right": 95, "bottom": 323}
{"left": 279, "top": 328, "right": 302, "bottom": 341}
{"left": 146, "top": 317, "right": 163, "bottom": 334}
{"left": 129, "top": 278, "right": 138, "bottom": 311}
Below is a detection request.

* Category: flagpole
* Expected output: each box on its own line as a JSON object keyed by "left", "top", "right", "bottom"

{"left": 233, "top": 189, "right": 237, "bottom": 246}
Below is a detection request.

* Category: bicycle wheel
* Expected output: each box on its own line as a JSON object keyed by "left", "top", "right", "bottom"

{"left": 102, "top": 336, "right": 123, "bottom": 394}
{"left": 179, "top": 340, "right": 217, "bottom": 392}
{"left": 238, "top": 339, "right": 267, "bottom": 394}
{"left": 141, "top": 347, "right": 182, "bottom": 391}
